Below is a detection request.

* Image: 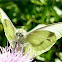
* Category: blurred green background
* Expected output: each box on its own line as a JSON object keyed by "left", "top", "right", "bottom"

{"left": 0, "top": 0, "right": 62, "bottom": 62}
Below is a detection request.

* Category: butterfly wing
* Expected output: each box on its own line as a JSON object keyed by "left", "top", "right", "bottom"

{"left": 25, "top": 22, "right": 62, "bottom": 57}
{"left": 0, "top": 8, "right": 16, "bottom": 47}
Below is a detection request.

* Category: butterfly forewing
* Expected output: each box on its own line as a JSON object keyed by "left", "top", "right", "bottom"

{"left": 0, "top": 8, "right": 16, "bottom": 47}
{"left": 3, "top": 19, "right": 16, "bottom": 42}
{"left": 26, "top": 30, "right": 56, "bottom": 51}
{"left": 25, "top": 22, "right": 62, "bottom": 57}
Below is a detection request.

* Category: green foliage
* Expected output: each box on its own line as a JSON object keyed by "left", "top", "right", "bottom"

{"left": 0, "top": 0, "right": 62, "bottom": 62}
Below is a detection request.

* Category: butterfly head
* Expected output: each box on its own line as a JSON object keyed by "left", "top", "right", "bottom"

{"left": 16, "top": 32, "right": 23, "bottom": 38}
{"left": 16, "top": 29, "right": 27, "bottom": 38}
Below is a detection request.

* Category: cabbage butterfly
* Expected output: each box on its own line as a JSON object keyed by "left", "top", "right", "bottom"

{"left": 0, "top": 8, "right": 62, "bottom": 57}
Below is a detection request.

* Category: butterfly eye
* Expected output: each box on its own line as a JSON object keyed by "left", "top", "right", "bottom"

{"left": 16, "top": 33, "right": 23, "bottom": 37}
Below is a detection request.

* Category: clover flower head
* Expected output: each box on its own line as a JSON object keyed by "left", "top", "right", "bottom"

{"left": 0, "top": 46, "right": 33, "bottom": 62}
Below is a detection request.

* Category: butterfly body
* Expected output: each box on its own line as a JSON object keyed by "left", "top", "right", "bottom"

{"left": 15, "top": 29, "right": 27, "bottom": 46}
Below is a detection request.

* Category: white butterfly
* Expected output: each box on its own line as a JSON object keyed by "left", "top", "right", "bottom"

{"left": 0, "top": 8, "right": 62, "bottom": 57}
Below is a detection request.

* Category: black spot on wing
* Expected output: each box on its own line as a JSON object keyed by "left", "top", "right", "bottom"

{"left": 48, "top": 32, "right": 54, "bottom": 37}
{"left": 37, "top": 41, "right": 44, "bottom": 46}
{"left": 47, "top": 39, "right": 52, "bottom": 41}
